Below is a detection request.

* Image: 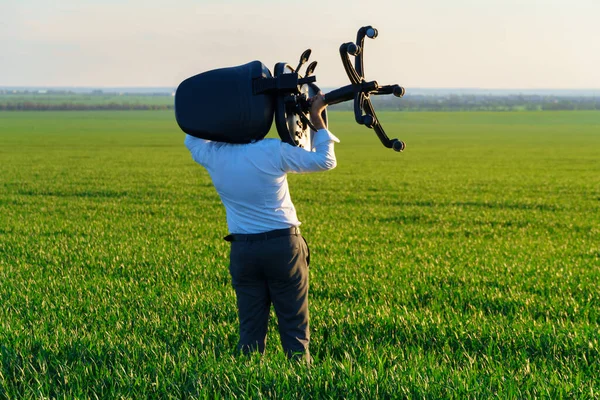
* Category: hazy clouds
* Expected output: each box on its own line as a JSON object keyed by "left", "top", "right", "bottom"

{"left": 1, "top": 0, "right": 599, "bottom": 88}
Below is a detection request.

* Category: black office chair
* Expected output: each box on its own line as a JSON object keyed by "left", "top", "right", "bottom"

{"left": 175, "top": 25, "right": 406, "bottom": 152}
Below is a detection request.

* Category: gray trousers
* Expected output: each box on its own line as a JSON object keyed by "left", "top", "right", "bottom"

{"left": 228, "top": 232, "right": 310, "bottom": 360}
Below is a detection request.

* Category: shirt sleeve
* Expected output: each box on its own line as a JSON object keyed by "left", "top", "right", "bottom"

{"left": 184, "top": 134, "right": 213, "bottom": 167}
{"left": 280, "top": 129, "right": 340, "bottom": 173}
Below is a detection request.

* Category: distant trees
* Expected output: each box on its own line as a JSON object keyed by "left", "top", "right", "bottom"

{"left": 1, "top": 92, "right": 598, "bottom": 112}
{"left": 0, "top": 90, "right": 175, "bottom": 111}
{"left": 0, "top": 102, "right": 173, "bottom": 111}
{"left": 330, "top": 94, "right": 600, "bottom": 112}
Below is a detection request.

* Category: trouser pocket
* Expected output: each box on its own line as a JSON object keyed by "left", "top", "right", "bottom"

{"left": 301, "top": 235, "right": 310, "bottom": 267}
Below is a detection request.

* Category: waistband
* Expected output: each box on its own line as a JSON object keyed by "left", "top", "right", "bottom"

{"left": 224, "top": 227, "right": 301, "bottom": 242}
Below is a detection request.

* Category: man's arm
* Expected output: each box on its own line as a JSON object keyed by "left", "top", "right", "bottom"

{"left": 280, "top": 93, "right": 340, "bottom": 173}
{"left": 184, "top": 134, "right": 213, "bottom": 167}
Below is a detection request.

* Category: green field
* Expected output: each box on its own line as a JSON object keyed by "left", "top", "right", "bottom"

{"left": 1, "top": 110, "right": 599, "bottom": 398}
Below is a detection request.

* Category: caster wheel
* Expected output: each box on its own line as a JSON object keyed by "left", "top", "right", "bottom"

{"left": 366, "top": 27, "right": 378, "bottom": 38}
{"left": 362, "top": 115, "right": 375, "bottom": 128}
{"left": 347, "top": 43, "right": 361, "bottom": 56}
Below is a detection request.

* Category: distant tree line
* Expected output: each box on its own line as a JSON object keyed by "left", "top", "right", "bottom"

{"left": 331, "top": 94, "right": 600, "bottom": 112}
{"left": 1, "top": 92, "right": 599, "bottom": 111}
{"left": 0, "top": 102, "right": 173, "bottom": 111}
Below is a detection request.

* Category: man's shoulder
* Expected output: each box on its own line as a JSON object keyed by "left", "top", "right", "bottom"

{"left": 250, "top": 138, "right": 285, "bottom": 152}
{"left": 255, "top": 137, "right": 282, "bottom": 146}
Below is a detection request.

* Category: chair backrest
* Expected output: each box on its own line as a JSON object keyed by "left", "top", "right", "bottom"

{"left": 175, "top": 61, "right": 275, "bottom": 143}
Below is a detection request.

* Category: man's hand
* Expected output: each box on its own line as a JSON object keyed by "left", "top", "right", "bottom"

{"left": 309, "top": 92, "right": 327, "bottom": 131}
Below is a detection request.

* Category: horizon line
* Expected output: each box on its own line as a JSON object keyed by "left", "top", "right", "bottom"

{"left": 2, "top": 85, "right": 600, "bottom": 90}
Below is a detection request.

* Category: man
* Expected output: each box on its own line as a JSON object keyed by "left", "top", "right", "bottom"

{"left": 184, "top": 94, "right": 338, "bottom": 361}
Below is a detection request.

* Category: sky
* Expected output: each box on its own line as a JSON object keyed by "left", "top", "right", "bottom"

{"left": 1, "top": 0, "right": 599, "bottom": 89}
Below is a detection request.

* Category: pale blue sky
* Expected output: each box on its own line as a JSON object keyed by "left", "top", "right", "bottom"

{"left": 1, "top": 0, "right": 598, "bottom": 88}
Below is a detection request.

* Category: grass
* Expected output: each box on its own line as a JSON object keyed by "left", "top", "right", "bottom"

{"left": 0, "top": 110, "right": 599, "bottom": 398}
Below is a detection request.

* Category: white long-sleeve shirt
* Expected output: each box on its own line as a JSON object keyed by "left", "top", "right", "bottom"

{"left": 185, "top": 129, "right": 340, "bottom": 234}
